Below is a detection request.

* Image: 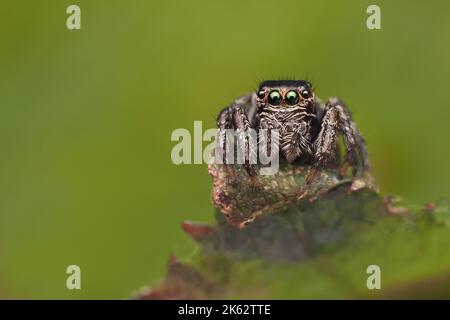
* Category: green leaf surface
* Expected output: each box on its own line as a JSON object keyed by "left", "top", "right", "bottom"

{"left": 136, "top": 164, "right": 450, "bottom": 299}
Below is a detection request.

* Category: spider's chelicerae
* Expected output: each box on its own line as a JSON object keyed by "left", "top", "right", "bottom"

{"left": 216, "top": 80, "right": 370, "bottom": 182}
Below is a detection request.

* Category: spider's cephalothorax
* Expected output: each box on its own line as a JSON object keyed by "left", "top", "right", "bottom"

{"left": 256, "top": 80, "right": 318, "bottom": 163}
{"left": 216, "top": 80, "right": 370, "bottom": 180}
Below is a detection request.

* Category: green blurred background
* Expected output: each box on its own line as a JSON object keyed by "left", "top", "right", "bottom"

{"left": 0, "top": 0, "right": 449, "bottom": 299}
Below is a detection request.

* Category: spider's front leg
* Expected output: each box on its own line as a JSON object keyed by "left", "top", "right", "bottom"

{"left": 216, "top": 94, "right": 258, "bottom": 178}
{"left": 310, "top": 97, "right": 371, "bottom": 186}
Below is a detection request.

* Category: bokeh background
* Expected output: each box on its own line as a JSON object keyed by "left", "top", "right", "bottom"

{"left": 0, "top": 0, "right": 449, "bottom": 299}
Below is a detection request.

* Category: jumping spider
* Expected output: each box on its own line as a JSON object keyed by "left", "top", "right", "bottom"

{"left": 216, "top": 80, "right": 370, "bottom": 182}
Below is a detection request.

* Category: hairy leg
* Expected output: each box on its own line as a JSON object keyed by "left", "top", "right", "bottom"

{"left": 313, "top": 97, "right": 370, "bottom": 178}
{"left": 216, "top": 93, "right": 258, "bottom": 176}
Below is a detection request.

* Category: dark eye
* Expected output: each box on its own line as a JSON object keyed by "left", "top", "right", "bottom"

{"left": 268, "top": 90, "right": 281, "bottom": 105}
{"left": 285, "top": 90, "right": 299, "bottom": 105}
{"left": 301, "top": 90, "right": 311, "bottom": 99}
{"left": 257, "top": 90, "right": 265, "bottom": 99}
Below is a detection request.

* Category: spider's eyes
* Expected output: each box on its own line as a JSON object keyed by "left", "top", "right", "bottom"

{"left": 301, "top": 90, "right": 312, "bottom": 99}
{"left": 268, "top": 90, "right": 281, "bottom": 105}
{"left": 285, "top": 90, "right": 299, "bottom": 105}
{"left": 257, "top": 90, "right": 265, "bottom": 99}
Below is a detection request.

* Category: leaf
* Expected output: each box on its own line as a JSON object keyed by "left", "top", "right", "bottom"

{"left": 135, "top": 163, "right": 450, "bottom": 299}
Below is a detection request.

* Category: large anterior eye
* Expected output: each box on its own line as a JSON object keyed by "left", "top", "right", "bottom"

{"left": 285, "top": 90, "right": 299, "bottom": 105}
{"left": 268, "top": 90, "right": 281, "bottom": 105}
